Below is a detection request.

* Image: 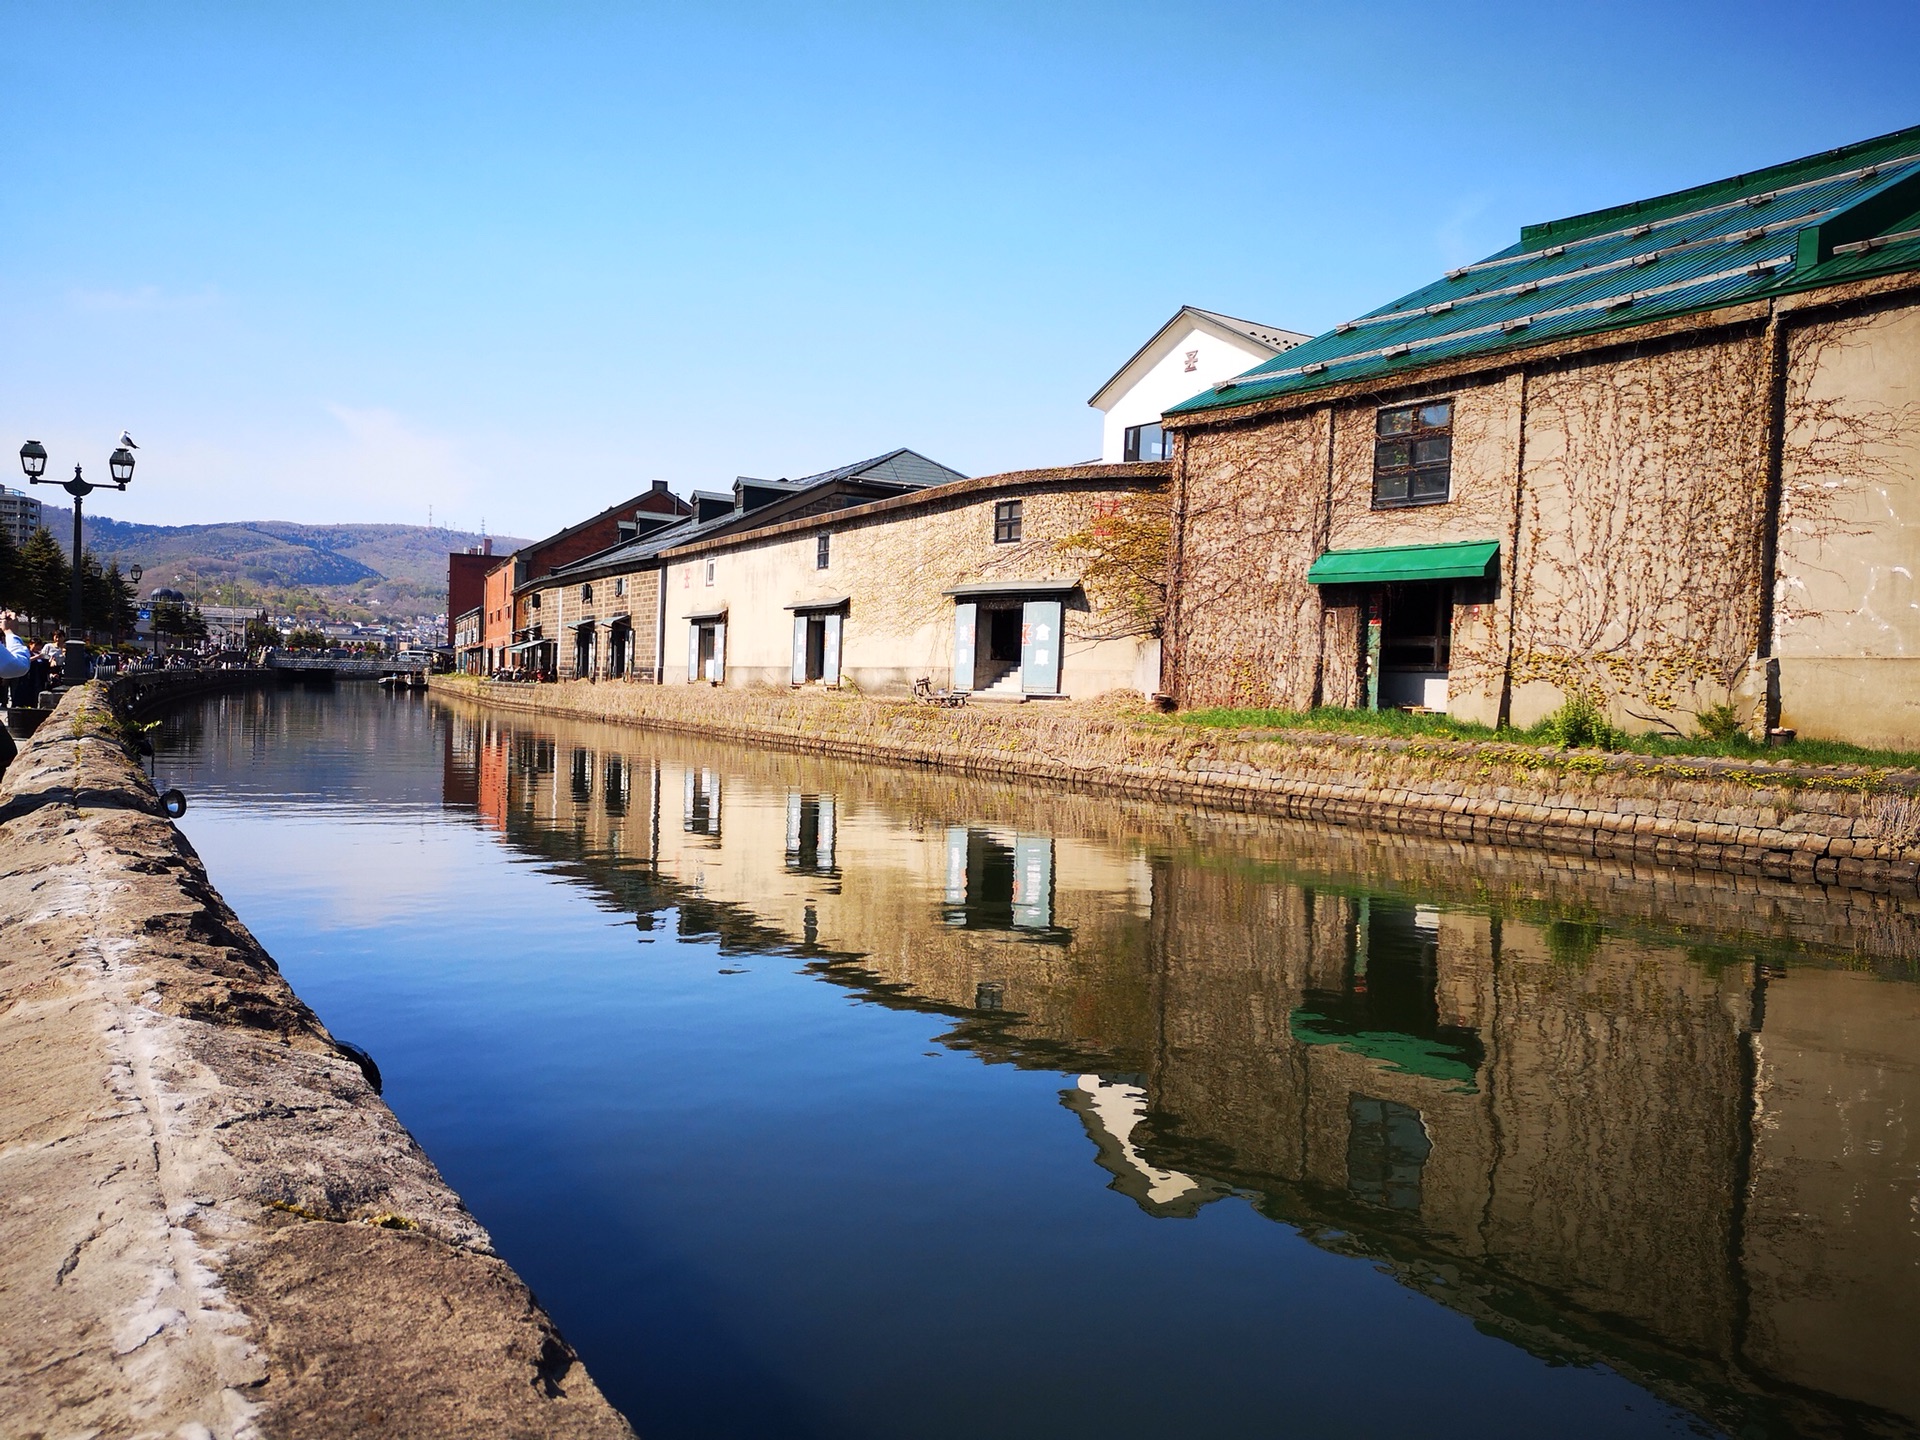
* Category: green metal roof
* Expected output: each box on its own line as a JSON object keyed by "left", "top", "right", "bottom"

{"left": 1306, "top": 539, "right": 1499, "bottom": 585}
{"left": 1169, "top": 125, "right": 1920, "bottom": 418}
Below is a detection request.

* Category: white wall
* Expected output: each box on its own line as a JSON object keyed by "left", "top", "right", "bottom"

{"left": 1096, "top": 322, "right": 1277, "bottom": 463}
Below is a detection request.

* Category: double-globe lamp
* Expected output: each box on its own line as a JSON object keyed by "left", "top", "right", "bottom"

{"left": 18, "top": 438, "right": 137, "bottom": 683}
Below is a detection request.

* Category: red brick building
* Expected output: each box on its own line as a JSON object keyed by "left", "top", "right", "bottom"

{"left": 463, "top": 483, "right": 691, "bottom": 673}
{"left": 446, "top": 539, "right": 495, "bottom": 647}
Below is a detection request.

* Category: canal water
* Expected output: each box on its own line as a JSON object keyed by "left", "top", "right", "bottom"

{"left": 154, "top": 685, "right": 1920, "bottom": 1440}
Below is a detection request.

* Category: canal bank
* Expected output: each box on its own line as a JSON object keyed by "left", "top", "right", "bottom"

{"left": 431, "top": 676, "right": 1920, "bottom": 896}
{"left": 0, "top": 685, "right": 633, "bottom": 1440}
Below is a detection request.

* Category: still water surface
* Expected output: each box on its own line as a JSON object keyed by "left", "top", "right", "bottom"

{"left": 154, "top": 686, "right": 1920, "bottom": 1439}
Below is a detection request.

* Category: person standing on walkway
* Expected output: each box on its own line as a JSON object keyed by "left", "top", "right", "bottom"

{"left": 0, "top": 611, "right": 28, "bottom": 684}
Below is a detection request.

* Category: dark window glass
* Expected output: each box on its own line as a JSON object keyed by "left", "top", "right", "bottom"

{"left": 1123, "top": 422, "right": 1170, "bottom": 462}
{"left": 582, "top": 583, "right": 592, "bottom": 602}
{"left": 994, "top": 500, "right": 1023, "bottom": 544}
{"left": 816, "top": 533, "right": 831, "bottom": 569}
{"left": 1373, "top": 399, "right": 1454, "bottom": 508}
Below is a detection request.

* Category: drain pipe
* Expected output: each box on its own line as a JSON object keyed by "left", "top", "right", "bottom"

{"left": 1752, "top": 307, "right": 1791, "bottom": 736}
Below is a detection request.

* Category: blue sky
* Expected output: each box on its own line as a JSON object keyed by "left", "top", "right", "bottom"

{"left": 3, "top": 1, "right": 1916, "bottom": 534}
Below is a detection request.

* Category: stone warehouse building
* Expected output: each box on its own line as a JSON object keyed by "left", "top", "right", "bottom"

{"left": 518, "top": 450, "right": 964, "bottom": 682}
{"left": 656, "top": 462, "right": 1169, "bottom": 698}
{"left": 1162, "top": 125, "right": 1920, "bottom": 746}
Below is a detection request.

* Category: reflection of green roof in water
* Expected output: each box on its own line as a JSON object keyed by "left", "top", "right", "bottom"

{"left": 1289, "top": 1010, "right": 1480, "bottom": 1092}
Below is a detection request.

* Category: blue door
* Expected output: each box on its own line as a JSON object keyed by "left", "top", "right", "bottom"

{"left": 1019, "top": 599, "right": 1062, "bottom": 694}
{"left": 952, "top": 603, "right": 977, "bottom": 691}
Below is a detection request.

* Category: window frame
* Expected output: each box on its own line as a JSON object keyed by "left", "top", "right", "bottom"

{"left": 1123, "top": 422, "right": 1171, "bottom": 463}
{"left": 1370, "top": 398, "right": 1455, "bottom": 510}
{"left": 704, "top": 558, "right": 716, "bottom": 586}
{"left": 993, "top": 499, "right": 1023, "bottom": 545}
{"left": 816, "top": 532, "right": 831, "bottom": 570}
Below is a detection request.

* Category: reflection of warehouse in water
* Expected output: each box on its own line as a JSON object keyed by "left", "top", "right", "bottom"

{"left": 440, "top": 701, "right": 1920, "bottom": 1439}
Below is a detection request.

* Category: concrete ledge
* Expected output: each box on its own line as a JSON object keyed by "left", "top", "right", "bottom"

{"left": 431, "top": 675, "right": 1920, "bottom": 897}
{"left": 0, "top": 685, "right": 633, "bottom": 1440}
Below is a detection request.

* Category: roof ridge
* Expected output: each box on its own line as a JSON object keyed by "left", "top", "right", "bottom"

{"left": 1521, "top": 123, "right": 1920, "bottom": 249}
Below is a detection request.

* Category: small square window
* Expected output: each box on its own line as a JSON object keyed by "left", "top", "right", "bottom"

{"left": 1372, "top": 399, "right": 1454, "bottom": 509}
{"left": 1123, "top": 422, "right": 1172, "bottom": 462}
{"left": 704, "top": 558, "right": 716, "bottom": 586}
{"left": 994, "top": 500, "right": 1023, "bottom": 544}
{"left": 816, "top": 533, "right": 831, "bottom": 569}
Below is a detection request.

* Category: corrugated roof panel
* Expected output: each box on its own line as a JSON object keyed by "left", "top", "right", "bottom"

{"left": 1170, "top": 128, "right": 1920, "bottom": 419}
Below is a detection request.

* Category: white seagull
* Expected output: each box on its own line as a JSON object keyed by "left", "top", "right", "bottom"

{"left": 119, "top": 430, "right": 138, "bottom": 449}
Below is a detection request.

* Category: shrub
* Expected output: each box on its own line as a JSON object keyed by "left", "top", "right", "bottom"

{"left": 1694, "top": 700, "right": 1744, "bottom": 742}
{"left": 1538, "top": 688, "right": 1625, "bottom": 751}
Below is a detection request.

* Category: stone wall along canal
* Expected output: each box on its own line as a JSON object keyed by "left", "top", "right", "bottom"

{"left": 150, "top": 683, "right": 1920, "bottom": 1439}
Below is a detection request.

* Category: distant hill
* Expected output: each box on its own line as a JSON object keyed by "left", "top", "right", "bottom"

{"left": 39, "top": 505, "right": 528, "bottom": 619}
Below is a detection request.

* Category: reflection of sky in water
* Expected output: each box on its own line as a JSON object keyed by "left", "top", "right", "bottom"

{"left": 153, "top": 686, "right": 1920, "bottom": 1440}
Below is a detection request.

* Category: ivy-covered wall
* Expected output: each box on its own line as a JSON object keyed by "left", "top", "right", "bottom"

{"left": 1168, "top": 286, "right": 1920, "bottom": 745}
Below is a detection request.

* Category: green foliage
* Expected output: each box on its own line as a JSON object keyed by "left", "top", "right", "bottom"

{"left": 1694, "top": 701, "right": 1745, "bottom": 742}
{"left": 1171, "top": 702, "right": 1920, "bottom": 771}
{"left": 0, "top": 524, "right": 18, "bottom": 609}
{"left": 1537, "top": 688, "right": 1627, "bottom": 751}
{"left": 1177, "top": 705, "right": 1502, "bottom": 743}
{"left": 80, "top": 555, "right": 138, "bottom": 636}
{"left": 286, "top": 626, "right": 329, "bottom": 649}
{"left": 245, "top": 613, "right": 280, "bottom": 648}
{"left": 18, "top": 527, "right": 70, "bottom": 624}
{"left": 1545, "top": 919, "right": 1605, "bottom": 967}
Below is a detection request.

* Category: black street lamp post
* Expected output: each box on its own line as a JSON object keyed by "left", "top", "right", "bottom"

{"left": 18, "top": 439, "right": 137, "bottom": 683}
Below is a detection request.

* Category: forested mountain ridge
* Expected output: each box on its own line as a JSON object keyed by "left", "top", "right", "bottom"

{"left": 37, "top": 505, "right": 527, "bottom": 616}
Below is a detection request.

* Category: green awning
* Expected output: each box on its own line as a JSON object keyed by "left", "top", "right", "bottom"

{"left": 1306, "top": 539, "right": 1499, "bottom": 586}
{"left": 1289, "top": 1010, "right": 1480, "bottom": 1092}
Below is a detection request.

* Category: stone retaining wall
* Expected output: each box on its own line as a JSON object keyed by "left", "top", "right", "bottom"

{"left": 435, "top": 676, "right": 1920, "bottom": 897}
{"left": 0, "top": 684, "right": 633, "bottom": 1440}
{"left": 111, "top": 667, "right": 273, "bottom": 718}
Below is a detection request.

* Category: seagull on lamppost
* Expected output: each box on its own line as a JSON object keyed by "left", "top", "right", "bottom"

{"left": 119, "top": 431, "right": 138, "bottom": 449}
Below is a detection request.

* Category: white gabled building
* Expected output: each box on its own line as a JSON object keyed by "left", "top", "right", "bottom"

{"left": 1088, "top": 306, "right": 1308, "bottom": 464}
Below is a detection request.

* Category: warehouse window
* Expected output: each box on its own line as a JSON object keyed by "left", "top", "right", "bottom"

{"left": 1372, "top": 400, "right": 1453, "bottom": 509}
{"left": 1124, "top": 422, "right": 1171, "bottom": 462}
{"left": 994, "top": 500, "right": 1023, "bottom": 544}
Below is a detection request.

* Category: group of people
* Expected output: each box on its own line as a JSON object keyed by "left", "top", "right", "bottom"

{"left": 0, "top": 611, "right": 64, "bottom": 707}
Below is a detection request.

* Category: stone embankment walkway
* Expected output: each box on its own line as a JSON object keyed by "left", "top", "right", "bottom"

{"left": 435, "top": 676, "right": 1920, "bottom": 896}
{"left": 0, "top": 686, "right": 633, "bottom": 1440}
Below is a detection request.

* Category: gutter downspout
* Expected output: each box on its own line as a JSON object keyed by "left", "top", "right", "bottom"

{"left": 1753, "top": 308, "right": 1791, "bottom": 735}
{"left": 655, "top": 564, "right": 668, "bottom": 685}
{"left": 1496, "top": 367, "right": 1531, "bottom": 730}
{"left": 1309, "top": 403, "right": 1336, "bottom": 708}
{"left": 1164, "top": 430, "right": 1191, "bottom": 705}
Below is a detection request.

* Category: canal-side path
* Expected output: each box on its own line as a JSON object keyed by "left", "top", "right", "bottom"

{"left": 433, "top": 675, "right": 1920, "bottom": 896}
{"left": 0, "top": 684, "right": 633, "bottom": 1440}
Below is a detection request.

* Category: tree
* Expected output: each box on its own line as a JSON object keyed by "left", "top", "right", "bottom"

{"left": 1052, "top": 490, "right": 1171, "bottom": 640}
{"left": 245, "top": 612, "right": 280, "bottom": 648}
{"left": 0, "top": 525, "right": 18, "bottom": 610}
{"left": 81, "top": 554, "right": 136, "bottom": 638}
{"left": 18, "top": 528, "right": 71, "bottom": 631}
{"left": 150, "top": 595, "right": 190, "bottom": 642}
{"left": 103, "top": 562, "right": 138, "bottom": 638}
{"left": 286, "top": 626, "right": 328, "bottom": 650}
